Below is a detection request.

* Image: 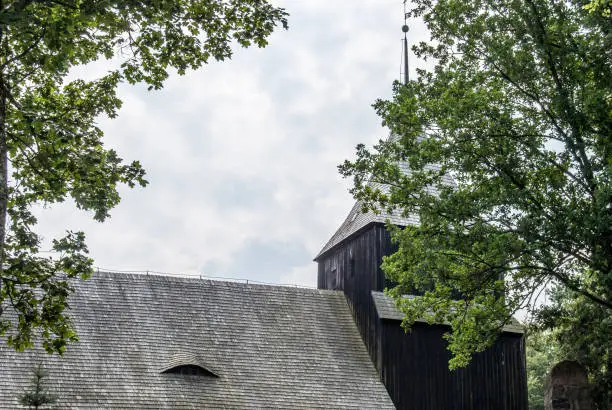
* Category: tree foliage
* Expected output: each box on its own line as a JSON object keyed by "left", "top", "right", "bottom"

{"left": 526, "top": 329, "right": 559, "bottom": 410}
{"left": 340, "top": 0, "right": 610, "bottom": 399}
{"left": 584, "top": 0, "right": 612, "bottom": 16}
{"left": 537, "top": 285, "right": 612, "bottom": 408}
{"left": 18, "top": 362, "right": 57, "bottom": 409}
{"left": 0, "top": 0, "right": 288, "bottom": 353}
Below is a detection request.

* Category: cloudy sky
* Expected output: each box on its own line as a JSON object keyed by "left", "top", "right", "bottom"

{"left": 35, "top": 0, "right": 430, "bottom": 287}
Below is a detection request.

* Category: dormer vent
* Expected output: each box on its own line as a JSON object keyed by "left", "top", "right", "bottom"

{"left": 161, "top": 364, "right": 218, "bottom": 377}
{"left": 160, "top": 353, "right": 219, "bottom": 378}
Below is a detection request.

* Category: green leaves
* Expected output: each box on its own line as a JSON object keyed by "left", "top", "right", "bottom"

{"left": 18, "top": 362, "right": 58, "bottom": 408}
{"left": 341, "top": 0, "right": 610, "bottom": 401}
{"left": 583, "top": 0, "right": 612, "bottom": 16}
{"left": 536, "top": 286, "right": 612, "bottom": 408}
{"left": 0, "top": 0, "right": 288, "bottom": 354}
{"left": 525, "top": 329, "right": 559, "bottom": 410}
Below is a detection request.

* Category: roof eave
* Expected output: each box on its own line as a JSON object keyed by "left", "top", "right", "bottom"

{"left": 313, "top": 220, "right": 399, "bottom": 262}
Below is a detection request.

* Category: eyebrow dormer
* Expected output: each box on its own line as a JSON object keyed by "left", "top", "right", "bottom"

{"left": 160, "top": 353, "right": 219, "bottom": 378}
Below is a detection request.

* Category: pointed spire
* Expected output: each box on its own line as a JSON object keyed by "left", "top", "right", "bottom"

{"left": 402, "top": 1, "right": 410, "bottom": 84}
{"left": 315, "top": 1, "right": 459, "bottom": 261}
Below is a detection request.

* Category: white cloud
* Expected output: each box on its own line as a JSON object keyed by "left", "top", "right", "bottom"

{"left": 279, "top": 263, "right": 318, "bottom": 288}
{"left": 34, "top": 0, "right": 428, "bottom": 286}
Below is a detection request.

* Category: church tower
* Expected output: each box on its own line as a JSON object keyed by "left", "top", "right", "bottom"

{"left": 314, "top": 6, "right": 528, "bottom": 409}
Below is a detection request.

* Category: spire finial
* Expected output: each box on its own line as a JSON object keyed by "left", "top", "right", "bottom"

{"left": 402, "top": 0, "right": 410, "bottom": 85}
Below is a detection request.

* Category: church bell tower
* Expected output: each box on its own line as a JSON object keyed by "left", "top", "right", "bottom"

{"left": 313, "top": 3, "right": 528, "bottom": 408}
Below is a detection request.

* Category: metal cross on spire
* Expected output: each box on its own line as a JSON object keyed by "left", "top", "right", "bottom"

{"left": 402, "top": 0, "right": 410, "bottom": 85}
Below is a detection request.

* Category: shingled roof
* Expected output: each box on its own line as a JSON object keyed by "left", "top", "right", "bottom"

{"left": 371, "top": 291, "right": 524, "bottom": 334}
{"left": 315, "top": 161, "right": 456, "bottom": 259}
{"left": 0, "top": 272, "right": 394, "bottom": 409}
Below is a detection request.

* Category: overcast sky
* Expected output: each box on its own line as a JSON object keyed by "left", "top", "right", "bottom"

{"left": 35, "top": 0, "right": 430, "bottom": 287}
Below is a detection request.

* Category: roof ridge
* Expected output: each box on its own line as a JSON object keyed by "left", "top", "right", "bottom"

{"left": 91, "top": 270, "right": 326, "bottom": 293}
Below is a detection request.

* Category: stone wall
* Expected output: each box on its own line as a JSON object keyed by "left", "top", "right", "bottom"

{"left": 545, "top": 360, "right": 592, "bottom": 410}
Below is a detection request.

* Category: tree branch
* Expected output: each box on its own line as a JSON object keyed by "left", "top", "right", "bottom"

{"left": 0, "top": 26, "right": 46, "bottom": 70}
{"left": 525, "top": 0, "right": 596, "bottom": 193}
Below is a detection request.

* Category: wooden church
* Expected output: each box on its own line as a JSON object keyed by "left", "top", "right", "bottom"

{"left": 0, "top": 167, "right": 528, "bottom": 409}
{"left": 0, "top": 198, "right": 528, "bottom": 409}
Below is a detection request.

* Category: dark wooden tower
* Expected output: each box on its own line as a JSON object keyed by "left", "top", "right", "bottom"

{"left": 314, "top": 8, "right": 527, "bottom": 407}
{"left": 315, "top": 186, "right": 528, "bottom": 409}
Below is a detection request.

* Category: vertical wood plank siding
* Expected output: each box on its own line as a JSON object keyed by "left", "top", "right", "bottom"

{"left": 380, "top": 322, "right": 527, "bottom": 410}
{"left": 318, "top": 225, "right": 392, "bottom": 371}
{"left": 316, "top": 223, "right": 528, "bottom": 410}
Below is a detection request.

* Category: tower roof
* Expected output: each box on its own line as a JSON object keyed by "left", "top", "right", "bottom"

{"left": 315, "top": 161, "right": 456, "bottom": 260}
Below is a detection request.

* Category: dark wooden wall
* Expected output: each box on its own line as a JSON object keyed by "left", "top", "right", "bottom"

{"left": 317, "top": 224, "right": 394, "bottom": 370}
{"left": 380, "top": 321, "right": 527, "bottom": 410}
{"left": 316, "top": 223, "right": 528, "bottom": 410}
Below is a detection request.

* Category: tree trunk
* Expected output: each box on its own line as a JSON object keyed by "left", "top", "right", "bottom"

{"left": 0, "top": 6, "right": 6, "bottom": 282}
{"left": 0, "top": 75, "right": 7, "bottom": 276}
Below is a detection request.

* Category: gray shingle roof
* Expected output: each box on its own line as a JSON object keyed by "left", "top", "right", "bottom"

{"left": 315, "top": 162, "right": 456, "bottom": 260}
{"left": 0, "top": 272, "right": 394, "bottom": 409}
{"left": 372, "top": 291, "right": 409, "bottom": 321}
{"left": 371, "top": 291, "right": 523, "bottom": 334}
